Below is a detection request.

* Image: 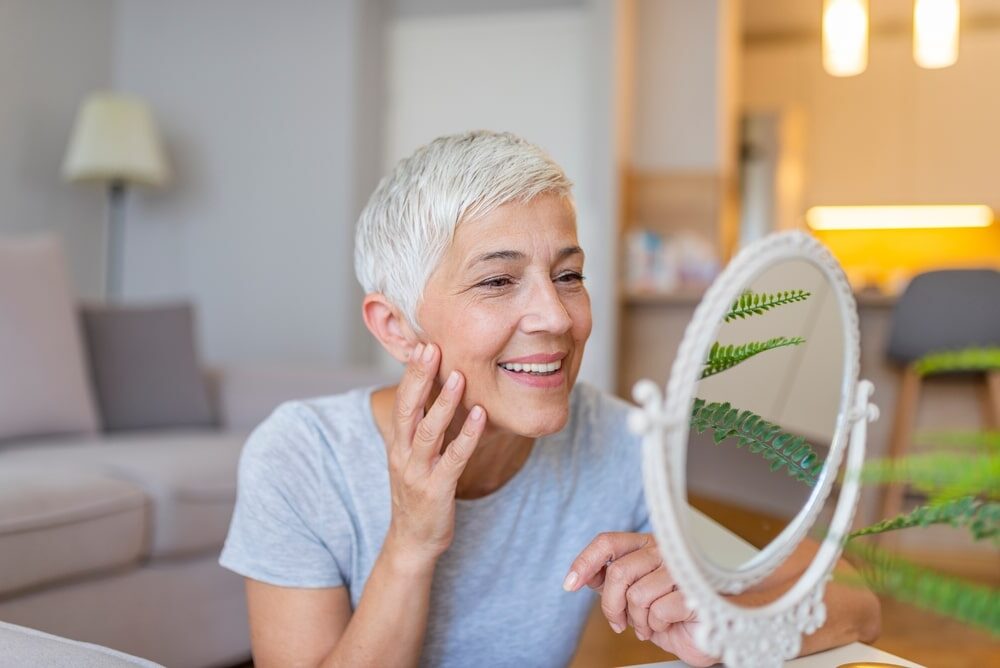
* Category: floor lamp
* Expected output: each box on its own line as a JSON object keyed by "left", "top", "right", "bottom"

{"left": 62, "top": 92, "right": 170, "bottom": 301}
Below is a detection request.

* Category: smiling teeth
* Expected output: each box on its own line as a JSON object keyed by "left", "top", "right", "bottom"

{"left": 499, "top": 360, "right": 562, "bottom": 373}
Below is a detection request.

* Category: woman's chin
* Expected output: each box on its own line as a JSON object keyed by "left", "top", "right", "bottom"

{"left": 492, "top": 407, "right": 569, "bottom": 439}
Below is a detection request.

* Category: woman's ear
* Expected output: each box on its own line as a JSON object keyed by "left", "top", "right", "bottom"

{"left": 362, "top": 294, "right": 419, "bottom": 363}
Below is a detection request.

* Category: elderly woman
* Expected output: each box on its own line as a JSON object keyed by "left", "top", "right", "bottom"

{"left": 219, "top": 131, "right": 879, "bottom": 667}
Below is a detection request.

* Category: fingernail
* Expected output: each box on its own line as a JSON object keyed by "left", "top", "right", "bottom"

{"left": 411, "top": 343, "right": 423, "bottom": 362}
{"left": 610, "top": 622, "right": 624, "bottom": 634}
{"left": 562, "top": 571, "right": 578, "bottom": 591}
{"left": 470, "top": 405, "right": 483, "bottom": 421}
{"left": 422, "top": 343, "right": 435, "bottom": 363}
{"left": 636, "top": 630, "right": 649, "bottom": 641}
{"left": 446, "top": 370, "right": 460, "bottom": 390}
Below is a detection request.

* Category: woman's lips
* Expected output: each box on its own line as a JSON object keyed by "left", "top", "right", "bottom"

{"left": 498, "top": 365, "right": 565, "bottom": 389}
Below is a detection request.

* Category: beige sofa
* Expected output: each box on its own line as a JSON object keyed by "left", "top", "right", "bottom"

{"left": 0, "top": 367, "right": 385, "bottom": 667}
{"left": 0, "top": 234, "right": 392, "bottom": 667}
{"left": 0, "top": 363, "right": 391, "bottom": 668}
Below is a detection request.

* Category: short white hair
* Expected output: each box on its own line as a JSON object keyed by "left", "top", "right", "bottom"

{"left": 354, "top": 130, "right": 574, "bottom": 331}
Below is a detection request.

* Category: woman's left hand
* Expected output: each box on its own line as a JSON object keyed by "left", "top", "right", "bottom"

{"left": 564, "top": 532, "right": 719, "bottom": 667}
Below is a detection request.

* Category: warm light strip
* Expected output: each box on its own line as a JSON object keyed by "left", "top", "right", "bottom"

{"left": 806, "top": 205, "right": 994, "bottom": 230}
{"left": 823, "top": 0, "right": 869, "bottom": 77}
{"left": 914, "top": 0, "right": 960, "bottom": 69}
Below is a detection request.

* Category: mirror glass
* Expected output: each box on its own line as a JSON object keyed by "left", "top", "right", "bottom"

{"left": 684, "top": 258, "right": 845, "bottom": 574}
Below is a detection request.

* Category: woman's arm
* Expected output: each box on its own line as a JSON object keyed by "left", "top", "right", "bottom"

{"left": 245, "top": 535, "right": 437, "bottom": 668}
{"left": 246, "top": 343, "right": 484, "bottom": 668}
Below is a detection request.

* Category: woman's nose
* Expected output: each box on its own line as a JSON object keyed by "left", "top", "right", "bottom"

{"left": 520, "top": 278, "right": 573, "bottom": 335}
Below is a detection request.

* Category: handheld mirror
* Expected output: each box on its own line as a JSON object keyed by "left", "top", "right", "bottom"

{"left": 629, "top": 231, "right": 879, "bottom": 668}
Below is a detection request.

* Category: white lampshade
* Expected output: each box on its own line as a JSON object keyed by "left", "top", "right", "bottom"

{"left": 62, "top": 92, "right": 170, "bottom": 188}
{"left": 823, "top": 0, "right": 869, "bottom": 77}
{"left": 914, "top": 0, "right": 960, "bottom": 69}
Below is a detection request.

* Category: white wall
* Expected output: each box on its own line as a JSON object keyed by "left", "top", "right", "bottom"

{"left": 631, "top": 0, "right": 739, "bottom": 172}
{"left": 743, "top": 28, "right": 1000, "bottom": 210}
{"left": 0, "top": 0, "right": 114, "bottom": 300}
{"left": 383, "top": 3, "right": 621, "bottom": 390}
{"left": 114, "top": 0, "right": 379, "bottom": 365}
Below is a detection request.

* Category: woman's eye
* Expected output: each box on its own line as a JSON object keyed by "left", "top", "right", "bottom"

{"left": 557, "top": 272, "right": 585, "bottom": 284}
{"left": 478, "top": 276, "right": 514, "bottom": 289}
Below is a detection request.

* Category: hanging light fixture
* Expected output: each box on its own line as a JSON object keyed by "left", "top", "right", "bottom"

{"left": 823, "top": 0, "right": 870, "bottom": 77}
{"left": 914, "top": 0, "right": 961, "bottom": 69}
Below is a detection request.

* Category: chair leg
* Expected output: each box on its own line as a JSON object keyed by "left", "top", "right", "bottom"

{"left": 877, "top": 364, "right": 922, "bottom": 532}
{"left": 984, "top": 370, "right": 1000, "bottom": 429}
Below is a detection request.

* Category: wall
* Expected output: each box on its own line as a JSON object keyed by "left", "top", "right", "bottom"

{"left": 0, "top": 0, "right": 114, "bottom": 300}
{"left": 743, "top": 25, "right": 1000, "bottom": 282}
{"left": 114, "top": 0, "right": 381, "bottom": 365}
{"left": 744, "top": 29, "right": 1000, "bottom": 210}
{"left": 631, "top": 0, "right": 740, "bottom": 173}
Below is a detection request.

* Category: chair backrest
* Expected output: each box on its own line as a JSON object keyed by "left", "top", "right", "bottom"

{"left": 886, "top": 268, "right": 1000, "bottom": 364}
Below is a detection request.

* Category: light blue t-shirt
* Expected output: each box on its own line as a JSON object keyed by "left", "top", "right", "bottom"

{"left": 219, "top": 382, "right": 652, "bottom": 668}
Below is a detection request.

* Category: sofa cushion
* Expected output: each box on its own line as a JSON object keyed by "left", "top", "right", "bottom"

{"left": 0, "top": 430, "right": 246, "bottom": 559}
{"left": 0, "top": 620, "right": 163, "bottom": 667}
{"left": 79, "top": 302, "right": 216, "bottom": 432}
{"left": 0, "top": 466, "right": 146, "bottom": 598}
{"left": 0, "top": 235, "right": 99, "bottom": 442}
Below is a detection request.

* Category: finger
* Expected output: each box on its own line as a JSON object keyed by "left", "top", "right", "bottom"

{"left": 563, "top": 532, "right": 653, "bottom": 593}
{"left": 648, "top": 589, "right": 695, "bottom": 633}
{"left": 410, "top": 369, "right": 465, "bottom": 469}
{"left": 626, "top": 566, "right": 676, "bottom": 640}
{"left": 394, "top": 343, "right": 438, "bottom": 446}
{"left": 432, "top": 405, "right": 486, "bottom": 483}
{"left": 599, "top": 546, "right": 662, "bottom": 633}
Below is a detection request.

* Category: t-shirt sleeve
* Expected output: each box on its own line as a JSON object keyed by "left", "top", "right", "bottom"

{"left": 219, "top": 402, "right": 350, "bottom": 589}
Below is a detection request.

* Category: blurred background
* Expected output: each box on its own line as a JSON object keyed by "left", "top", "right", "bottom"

{"left": 1, "top": 1, "right": 997, "bottom": 667}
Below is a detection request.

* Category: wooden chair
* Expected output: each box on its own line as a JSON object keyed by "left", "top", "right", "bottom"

{"left": 878, "top": 269, "right": 1000, "bottom": 525}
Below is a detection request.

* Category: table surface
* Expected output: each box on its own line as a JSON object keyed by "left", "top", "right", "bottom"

{"left": 624, "top": 641, "right": 924, "bottom": 667}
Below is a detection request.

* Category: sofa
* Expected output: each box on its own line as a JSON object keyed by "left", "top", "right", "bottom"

{"left": 0, "top": 235, "right": 391, "bottom": 666}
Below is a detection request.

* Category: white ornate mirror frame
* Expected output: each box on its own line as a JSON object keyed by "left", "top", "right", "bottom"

{"left": 628, "top": 231, "right": 880, "bottom": 668}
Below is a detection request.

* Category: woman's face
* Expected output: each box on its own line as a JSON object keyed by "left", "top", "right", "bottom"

{"left": 416, "top": 193, "right": 592, "bottom": 438}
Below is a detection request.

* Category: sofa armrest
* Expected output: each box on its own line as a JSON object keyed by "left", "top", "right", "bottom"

{"left": 210, "top": 363, "right": 396, "bottom": 431}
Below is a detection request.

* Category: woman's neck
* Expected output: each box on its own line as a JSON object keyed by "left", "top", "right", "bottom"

{"left": 371, "top": 385, "right": 535, "bottom": 500}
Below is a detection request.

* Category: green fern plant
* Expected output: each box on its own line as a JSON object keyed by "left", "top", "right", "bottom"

{"left": 844, "top": 346, "right": 1000, "bottom": 635}
{"left": 842, "top": 541, "right": 1000, "bottom": 635}
{"left": 913, "top": 346, "right": 1000, "bottom": 376}
{"left": 724, "top": 289, "right": 811, "bottom": 322}
{"left": 701, "top": 336, "right": 806, "bottom": 379}
{"left": 849, "top": 495, "right": 999, "bottom": 543}
{"left": 690, "top": 398, "right": 823, "bottom": 486}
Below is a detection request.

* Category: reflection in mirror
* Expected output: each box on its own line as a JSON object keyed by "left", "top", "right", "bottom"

{"left": 685, "top": 258, "right": 845, "bottom": 574}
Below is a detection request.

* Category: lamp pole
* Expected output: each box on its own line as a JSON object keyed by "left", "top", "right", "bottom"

{"left": 106, "top": 180, "right": 127, "bottom": 301}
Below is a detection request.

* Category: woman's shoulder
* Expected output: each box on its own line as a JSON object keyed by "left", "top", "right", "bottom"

{"left": 238, "top": 385, "right": 382, "bottom": 478}
{"left": 570, "top": 382, "right": 637, "bottom": 431}
{"left": 567, "top": 382, "right": 642, "bottom": 453}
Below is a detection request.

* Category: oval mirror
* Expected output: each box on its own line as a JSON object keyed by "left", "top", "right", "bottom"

{"left": 629, "top": 231, "right": 878, "bottom": 668}
{"left": 686, "top": 256, "right": 844, "bottom": 580}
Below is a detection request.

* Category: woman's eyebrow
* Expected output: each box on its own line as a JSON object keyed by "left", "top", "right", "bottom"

{"left": 466, "top": 246, "right": 583, "bottom": 270}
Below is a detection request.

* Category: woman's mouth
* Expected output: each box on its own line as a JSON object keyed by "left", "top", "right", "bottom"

{"left": 497, "top": 359, "right": 565, "bottom": 388}
{"left": 497, "top": 359, "right": 562, "bottom": 376}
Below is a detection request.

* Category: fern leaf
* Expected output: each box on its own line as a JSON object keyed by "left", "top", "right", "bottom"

{"left": 844, "top": 542, "right": 1000, "bottom": 635}
{"left": 723, "top": 289, "right": 811, "bottom": 322}
{"left": 701, "top": 336, "right": 806, "bottom": 379}
{"left": 689, "top": 398, "right": 822, "bottom": 486}
{"left": 861, "top": 453, "right": 1000, "bottom": 501}
{"left": 915, "top": 430, "right": 1000, "bottom": 452}
{"left": 849, "top": 496, "right": 1000, "bottom": 543}
{"left": 914, "top": 346, "right": 1000, "bottom": 376}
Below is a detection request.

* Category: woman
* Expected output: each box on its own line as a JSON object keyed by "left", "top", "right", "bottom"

{"left": 219, "top": 130, "right": 879, "bottom": 667}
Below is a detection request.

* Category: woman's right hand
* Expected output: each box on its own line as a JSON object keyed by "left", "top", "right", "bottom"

{"left": 384, "top": 342, "right": 486, "bottom": 573}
